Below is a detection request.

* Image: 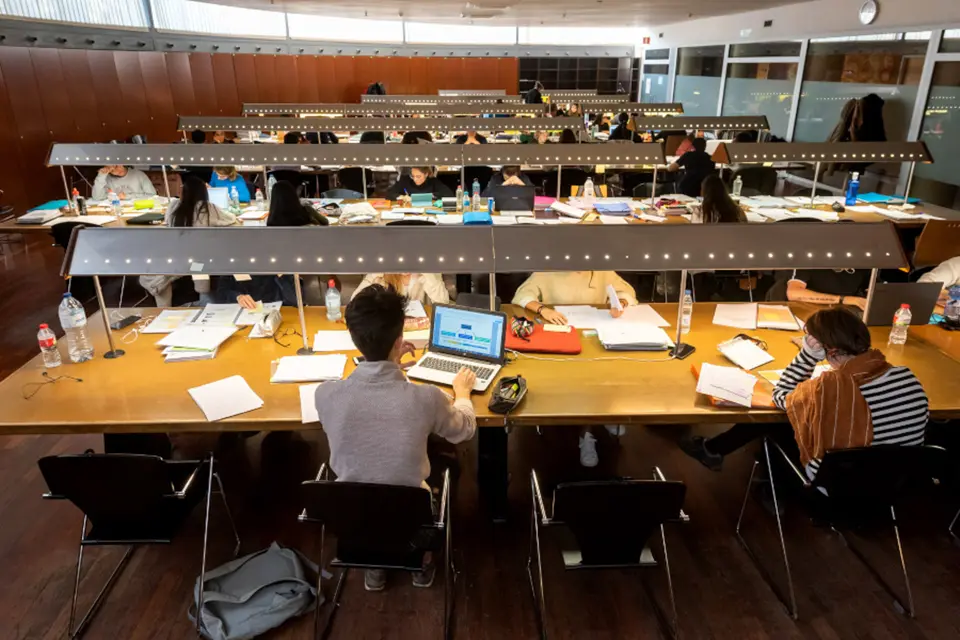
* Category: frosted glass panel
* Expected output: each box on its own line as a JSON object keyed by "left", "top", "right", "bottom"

{"left": 916, "top": 63, "right": 960, "bottom": 189}
{"left": 288, "top": 15, "right": 403, "bottom": 43}
{"left": 0, "top": 0, "right": 147, "bottom": 27}
{"left": 673, "top": 76, "right": 720, "bottom": 116}
{"left": 405, "top": 22, "right": 516, "bottom": 45}
{"left": 722, "top": 78, "right": 795, "bottom": 138}
{"left": 794, "top": 82, "right": 918, "bottom": 142}
{"left": 151, "top": 0, "right": 285, "bottom": 37}
{"left": 641, "top": 74, "right": 669, "bottom": 103}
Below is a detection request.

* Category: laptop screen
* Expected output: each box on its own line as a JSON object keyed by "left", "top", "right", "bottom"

{"left": 207, "top": 187, "right": 229, "bottom": 209}
{"left": 430, "top": 305, "right": 506, "bottom": 363}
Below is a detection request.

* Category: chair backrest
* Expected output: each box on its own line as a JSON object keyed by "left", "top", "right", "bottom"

{"left": 359, "top": 131, "right": 386, "bottom": 144}
{"left": 335, "top": 168, "right": 374, "bottom": 196}
{"left": 301, "top": 480, "right": 435, "bottom": 567}
{"left": 322, "top": 188, "right": 364, "bottom": 200}
{"left": 552, "top": 479, "right": 686, "bottom": 566}
{"left": 50, "top": 221, "right": 94, "bottom": 249}
{"left": 386, "top": 218, "right": 437, "bottom": 226}
{"left": 38, "top": 454, "right": 203, "bottom": 542}
{"left": 813, "top": 445, "right": 947, "bottom": 504}
{"left": 456, "top": 291, "right": 501, "bottom": 310}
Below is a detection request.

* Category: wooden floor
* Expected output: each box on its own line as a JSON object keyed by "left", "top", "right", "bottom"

{"left": 1, "top": 235, "right": 960, "bottom": 640}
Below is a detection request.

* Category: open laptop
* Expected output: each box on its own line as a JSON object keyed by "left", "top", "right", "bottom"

{"left": 866, "top": 282, "right": 942, "bottom": 326}
{"left": 491, "top": 186, "right": 535, "bottom": 217}
{"left": 407, "top": 304, "right": 507, "bottom": 392}
{"left": 207, "top": 187, "right": 229, "bottom": 209}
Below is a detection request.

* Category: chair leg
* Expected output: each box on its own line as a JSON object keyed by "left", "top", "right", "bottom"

{"left": 68, "top": 515, "right": 135, "bottom": 639}
{"left": 317, "top": 568, "right": 348, "bottom": 640}
{"left": 196, "top": 455, "right": 215, "bottom": 637}
{"left": 312, "top": 524, "right": 326, "bottom": 640}
{"left": 949, "top": 507, "right": 959, "bottom": 544}
{"left": 734, "top": 441, "right": 799, "bottom": 620}
{"left": 639, "top": 523, "right": 681, "bottom": 640}
{"left": 212, "top": 472, "right": 241, "bottom": 558}
{"left": 836, "top": 505, "right": 915, "bottom": 617}
{"left": 444, "top": 495, "right": 456, "bottom": 640}
{"left": 526, "top": 500, "right": 548, "bottom": 640}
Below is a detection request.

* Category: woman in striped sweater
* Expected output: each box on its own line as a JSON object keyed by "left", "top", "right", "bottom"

{"left": 682, "top": 307, "right": 928, "bottom": 476}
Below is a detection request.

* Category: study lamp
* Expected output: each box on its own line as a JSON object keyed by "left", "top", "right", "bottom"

{"left": 241, "top": 103, "right": 549, "bottom": 117}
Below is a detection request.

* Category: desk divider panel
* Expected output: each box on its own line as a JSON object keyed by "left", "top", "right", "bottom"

{"left": 360, "top": 94, "right": 524, "bottom": 104}
{"left": 628, "top": 116, "right": 769, "bottom": 131}
{"left": 176, "top": 116, "right": 585, "bottom": 133}
{"left": 241, "top": 103, "right": 550, "bottom": 116}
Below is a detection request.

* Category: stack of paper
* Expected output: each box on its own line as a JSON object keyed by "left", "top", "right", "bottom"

{"left": 749, "top": 208, "right": 793, "bottom": 222}
{"left": 597, "top": 324, "right": 673, "bottom": 351}
{"left": 554, "top": 305, "right": 607, "bottom": 329}
{"left": 696, "top": 363, "right": 757, "bottom": 408}
{"left": 188, "top": 304, "right": 243, "bottom": 327}
{"left": 785, "top": 195, "right": 845, "bottom": 206}
{"left": 313, "top": 331, "right": 358, "bottom": 352}
{"left": 492, "top": 215, "right": 518, "bottom": 226}
{"left": 158, "top": 325, "right": 238, "bottom": 351}
{"left": 142, "top": 309, "right": 200, "bottom": 334}
{"left": 757, "top": 305, "right": 800, "bottom": 330}
{"left": 713, "top": 303, "right": 758, "bottom": 330}
{"left": 637, "top": 213, "right": 667, "bottom": 223}
{"left": 189, "top": 376, "right": 263, "bottom": 421}
{"left": 405, "top": 300, "right": 428, "bottom": 319}
{"left": 300, "top": 383, "right": 322, "bottom": 424}
{"left": 745, "top": 211, "right": 767, "bottom": 223}
{"left": 271, "top": 355, "right": 348, "bottom": 383}
{"left": 236, "top": 301, "right": 282, "bottom": 326}
{"left": 437, "top": 215, "right": 463, "bottom": 225}
{"left": 550, "top": 202, "right": 587, "bottom": 219}
{"left": 163, "top": 345, "right": 220, "bottom": 362}
{"left": 239, "top": 210, "right": 268, "bottom": 221}
{"left": 793, "top": 208, "right": 840, "bottom": 222}
{"left": 599, "top": 214, "right": 629, "bottom": 225}
{"left": 718, "top": 337, "right": 774, "bottom": 370}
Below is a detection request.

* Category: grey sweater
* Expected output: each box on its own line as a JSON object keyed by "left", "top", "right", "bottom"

{"left": 92, "top": 169, "right": 157, "bottom": 200}
{"left": 314, "top": 361, "right": 476, "bottom": 488}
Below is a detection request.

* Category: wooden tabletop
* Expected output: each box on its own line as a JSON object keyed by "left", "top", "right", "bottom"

{"left": 1, "top": 302, "right": 958, "bottom": 436}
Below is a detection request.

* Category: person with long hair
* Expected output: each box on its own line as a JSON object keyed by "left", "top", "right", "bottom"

{"left": 352, "top": 272, "right": 450, "bottom": 306}
{"left": 558, "top": 129, "right": 578, "bottom": 144}
{"left": 387, "top": 166, "right": 453, "bottom": 199}
{"left": 512, "top": 270, "right": 638, "bottom": 467}
{"left": 700, "top": 175, "right": 746, "bottom": 223}
{"left": 165, "top": 176, "right": 236, "bottom": 228}
{"left": 267, "top": 181, "right": 329, "bottom": 227}
{"left": 209, "top": 166, "right": 250, "bottom": 203}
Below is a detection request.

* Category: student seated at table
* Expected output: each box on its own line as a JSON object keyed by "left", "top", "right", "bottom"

{"left": 190, "top": 129, "right": 206, "bottom": 144}
{"left": 353, "top": 273, "right": 449, "bottom": 306}
{"left": 267, "top": 181, "right": 329, "bottom": 227}
{"left": 513, "top": 271, "right": 638, "bottom": 466}
{"left": 701, "top": 175, "right": 746, "bottom": 223}
{"left": 454, "top": 130, "right": 487, "bottom": 144}
{"left": 681, "top": 307, "right": 928, "bottom": 478}
{"left": 212, "top": 130, "right": 233, "bottom": 144}
{"left": 607, "top": 114, "right": 634, "bottom": 142}
{"left": 92, "top": 165, "right": 157, "bottom": 200}
{"left": 166, "top": 177, "right": 237, "bottom": 228}
{"left": 314, "top": 284, "right": 477, "bottom": 591}
{"left": 786, "top": 268, "right": 870, "bottom": 311}
{"left": 918, "top": 256, "right": 960, "bottom": 305}
{"left": 401, "top": 131, "right": 433, "bottom": 144}
{"left": 482, "top": 165, "right": 534, "bottom": 197}
{"left": 209, "top": 166, "right": 250, "bottom": 203}
{"left": 388, "top": 166, "right": 453, "bottom": 200}
{"left": 283, "top": 131, "right": 302, "bottom": 144}
{"left": 667, "top": 137, "right": 716, "bottom": 198}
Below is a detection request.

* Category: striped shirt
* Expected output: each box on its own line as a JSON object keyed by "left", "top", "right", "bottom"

{"left": 773, "top": 348, "right": 928, "bottom": 478}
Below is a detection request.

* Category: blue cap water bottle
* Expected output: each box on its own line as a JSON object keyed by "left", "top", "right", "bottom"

{"left": 487, "top": 197, "right": 494, "bottom": 215}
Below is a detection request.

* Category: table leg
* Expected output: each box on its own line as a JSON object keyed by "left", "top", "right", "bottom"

{"left": 478, "top": 427, "right": 509, "bottom": 522}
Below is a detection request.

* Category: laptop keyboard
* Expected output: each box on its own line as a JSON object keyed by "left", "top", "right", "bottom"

{"left": 420, "top": 357, "right": 495, "bottom": 380}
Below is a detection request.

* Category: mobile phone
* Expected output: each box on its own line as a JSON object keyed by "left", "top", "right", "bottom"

{"left": 110, "top": 314, "right": 141, "bottom": 331}
{"left": 352, "top": 356, "right": 366, "bottom": 365}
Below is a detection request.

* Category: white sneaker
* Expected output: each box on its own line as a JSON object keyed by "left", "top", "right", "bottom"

{"left": 579, "top": 433, "right": 599, "bottom": 467}
{"left": 605, "top": 425, "right": 626, "bottom": 437}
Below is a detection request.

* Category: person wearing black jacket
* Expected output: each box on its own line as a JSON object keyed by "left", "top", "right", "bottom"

{"left": 387, "top": 166, "right": 453, "bottom": 199}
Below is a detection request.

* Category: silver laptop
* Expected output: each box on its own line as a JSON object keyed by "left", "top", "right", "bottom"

{"left": 207, "top": 187, "right": 229, "bottom": 209}
{"left": 407, "top": 304, "right": 507, "bottom": 392}
{"left": 866, "top": 282, "right": 942, "bottom": 326}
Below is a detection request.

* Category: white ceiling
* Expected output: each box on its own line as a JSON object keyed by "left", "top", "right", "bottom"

{"left": 206, "top": 0, "right": 812, "bottom": 27}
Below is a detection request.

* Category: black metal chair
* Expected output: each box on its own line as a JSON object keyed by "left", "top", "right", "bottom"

{"left": 322, "top": 188, "right": 364, "bottom": 200}
{"left": 736, "top": 441, "right": 948, "bottom": 620}
{"left": 38, "top": 452, "right": 240, "bottom": 638}
{"left": 527, "top": 468, "right": 688, "bottom": 639}
{"left": 335, "top": 168, "right": 375, "bottom": 197}
{"left": 299, "top": 465, "right": 454, "bottom": 640}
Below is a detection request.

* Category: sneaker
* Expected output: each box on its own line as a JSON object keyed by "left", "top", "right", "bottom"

{"left": 412, "top": 562, "right": 436, "bottom": 588}
{"left": 679, "top": 435, "right": 723, "bottom": 472}
{"left": 605, "top": 425, "right": 626, "bottom": 437}
{"left": 579, "top": 433, "right": 599, "bottom": 467}
{"left": 364, "top": 569, "right": 386, "bottom": 592}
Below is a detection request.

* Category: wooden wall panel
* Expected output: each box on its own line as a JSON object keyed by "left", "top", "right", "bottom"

{"left": 0, "top": 47, "right": 519, "bottom": 215}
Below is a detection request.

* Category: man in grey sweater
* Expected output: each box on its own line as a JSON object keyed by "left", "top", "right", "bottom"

{"left": 314, "top": 284, "right": 476, "bottom": 591}
{"left": 91, "top": 165, "right": 157, "bottom": 200}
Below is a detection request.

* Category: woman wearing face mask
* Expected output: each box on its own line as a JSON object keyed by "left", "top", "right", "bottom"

{"left": 387, "top": 166, "right": 453, "bottom": 200}
{"left": 681, "top": 307, "right": 928, "bottom": 478}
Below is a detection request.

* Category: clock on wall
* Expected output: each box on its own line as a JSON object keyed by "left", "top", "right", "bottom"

{"left": 859, "top": 0, "right": 879, "bottom": 25}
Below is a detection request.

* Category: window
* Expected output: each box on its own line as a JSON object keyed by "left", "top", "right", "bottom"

{"left": 0, "top": 0, "right": 147, "bottom": 28}
{"left": 644, "top": 48, "right": 670, "bottom": 61}
{"left": 722, "top": 62, "right": 798, "bottom": 138}
{"left": 150, "top": 0, "right": 286, "bottom": 37}
{"left": 793, "top": 35, "right": 928, "bottom": 143}
{"left": 914, "top": 62, "right": 960, "bottom": 208}
{"left": 518, "top": 27, "right": 640, "bottom": 46}
{"left": 941, "top": 29, "right": 960, "bottom": 53}
{"left": 641, "top": 64, "right": 669, "bottom": 103}
{"left": 404, "top": 22, "right": 516, "bottom": 45}
{"left": 287, "top": 15, "right": 403, "bottom": 43}
{"left": 674, "top": 45, "right": 723, "bottom": 116}
{"left": 729, "top": 41, "right": 802, "bottom": 58}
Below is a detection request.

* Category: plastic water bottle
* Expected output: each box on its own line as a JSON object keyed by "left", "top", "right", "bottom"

{"left": 58, "top": 293, "right": 94, "bottom": 362}
{"left": 37, "top": 324, "right": 62, "bottom": 369}
{"left": 583, "top": 177, "right": 595, "bottom": 201}
{"left": 71, "top": 188, "right": 80, "bottom": 214}
{"left": 463, "top": 193, "right": 471, "bottom": 212}
{"left": 888, "top": 303, "right": 911, "bottom": 345}
{"left": 229, "top": 186, "right": 240, "bottom": 211}
{"left": 455, "top": 185, "right": 464, "bottom": 213}
{"left": 680, "top": 290, "right": 693, "bottom": 335}
{"left": 108, "top": 189, "right": 122, "bottom": 215}
{"left": 471, "top": 179, "right": 481, "bottom": 212}
{"left": 732, "top": 175, "right": 743, "bottom": 198}
{"left": 946, "top": 286, "right": 960, "bottom": 323}
{"left": 267, "top": 174, "right": 277, "bottom": 200}
{"left": 325, "top": 279, "right": 342, "bottom": 322}
{"left": 254, "top": 188, "right": 265, "bottom": 211}
{"left": 845, "top": 171, "right": 860, "bottom": 206}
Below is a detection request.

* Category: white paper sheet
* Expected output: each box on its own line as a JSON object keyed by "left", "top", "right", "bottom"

{"left": 236, "top": 301, "right": 282, "bottom": 326}
{"left": 405, "top": 300, "right": 428, "bottom": 319}
{"left": 606, "top": 285, "right": 623, "bottom": 312}
{"left": 188, "top": 375, "right": 264, "bottom": 422}
{"left": 599, "top": 214, "right": 629, "bottom": 225}
{"left": 745, "top": 211, "right": 767, "bottom": 223}
{"left": 157, "top": 325, "right": 237, "bottom": 351}
{"left": 341, "top": 202, "right": 379, "bottom": 217}
{"left": 866, "top": 206, "right": 920, "bottom": 220}
{"left": 793, "top": 208, "right": 840, "bottom": 222}
{"left": 747, "top": 196, "right": 792, "bottom": 207}
{"left": 492, "top": 215, "right": 518, "bottom": 226}
{"left": 141, "top": 309, "right": 200, "bottom": 334}
{"left": 501, "top": 210, "right": 535, "bottom": 217}
{"left": 696, "top": 363, "right": 757, "bottom": 408}
{"left": 516, "top": 217, "right": 543, "bottom": 225}
{"left": 916, "top": 213, "right": 945, "bottom": 220}
{"left": 300, "top": 383, "right": 321, "bottom": 424}
{"left": 618, "top": 304, "right": 671, "bottom": 327}
{"left": 45, "top": 215, "right": 117, "bottom": 226}
{"left": 312, "top": 330, "right": 358, "bottom": 352}
{"left": 719, "top": 338, "right": 775, "bottom": 370}
{"left": 437, "top": 215, "right": 463, "bottom": 225}
{"left": 271, "top": 354, "right": 347, "bottom": 383}
{"left": 554, "top": 305, "right": 606, "bottom": 329}
{"left": 550, "top": 202, "right": 587, "bottom": 219}
{"left": 596, "top": 323, "right": 673, "bottom": 350}
{"left": 712, "top": 303, "right": 758, "bottom": 330}
{"left": 637, "top": 213, "right": 667, "bottom": 223}
{"left": 189, "top": 304, "right": 242, "bottom": 327}
{"left": 750, "top": 208, "right": 793, "bottom": 221}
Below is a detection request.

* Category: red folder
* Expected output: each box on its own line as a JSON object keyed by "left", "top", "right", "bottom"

{"left": 505, "top": 324, "right": 582, "bottom": 354}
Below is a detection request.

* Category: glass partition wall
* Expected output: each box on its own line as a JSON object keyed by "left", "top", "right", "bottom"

{"left": 673, "top": 46, "right": 724, "bottom": 116}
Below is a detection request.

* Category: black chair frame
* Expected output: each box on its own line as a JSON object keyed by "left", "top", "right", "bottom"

{"left": 736, "top": 439, "right": 946, "bottom": 620}
{"left": 527, "top": 467, "right": 688, "bottom": 640}
{"left": 299, "top": 464, "right": 454, "bottom": 640}
{"left": 41, "top": 452, "right": 240, "bottom": 639}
